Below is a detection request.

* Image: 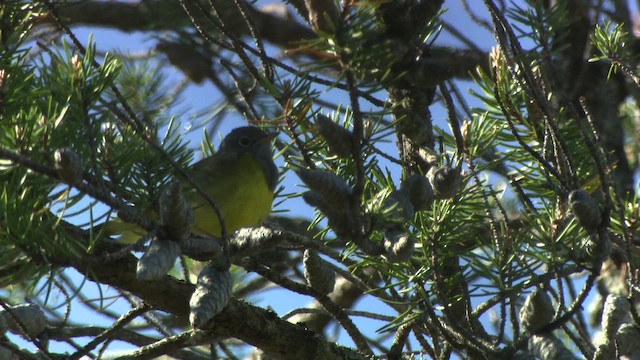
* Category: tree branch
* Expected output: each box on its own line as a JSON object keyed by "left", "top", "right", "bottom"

{"left": 43, "top": 1, "right": 316, "bottom": 47}
{"left": 57, "top": 241, "right": 366, "bottom": 360}
{"left": 39, "top": 1, "right": 487, "bottom": 81}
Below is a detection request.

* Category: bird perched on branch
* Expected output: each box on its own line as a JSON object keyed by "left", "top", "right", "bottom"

{"left": 106, "top": 126, "right": 278, "bottom": 243}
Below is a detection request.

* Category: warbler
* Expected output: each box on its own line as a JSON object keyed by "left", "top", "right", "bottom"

{"left": 109, "top": 126, "right": 278, "bottom": 243}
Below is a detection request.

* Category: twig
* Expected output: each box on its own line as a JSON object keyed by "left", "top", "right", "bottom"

{"left": 484, "top": 0, "right": 577, "bottom": 189}
{"left": 177, "top": 0, "right": 384, "bottom": 108}
{"left": 539, "top": 272, "right": 597, "bottom": 333}
{"left": 42, "top": 0, "right": 229, "bottom": 241}
{"left": 0, "top": 299, "right": 52, "bottom": 359}
{"left": 333, "top": 8, "right": 373, "bottom": 254}
{"left": 194, "top": 0, "right": 263, "bottom": 85}
{"left": 240, "top": 258, "right": 374, "bottom": 356}
{"left": 387, "top": 320, "right": 414, "bottom": 360}
{"left": 70, "top": 303, "right": 151, "bottom": 360}
{"left": 473, "top": 263, "right": 582, "bottom": 317}
{"left": 412, "top": 328, "right": 437, "bottom": 359}
{"left": 123, "top": 293, "right": 172, "bottom": 337}
{"left": 365, "top": 138, "right": 403, "bottom": 165}
{"left": 438, "top": 83, "right": 465, "bottom": 159}
{"left": 420, "top": 293, "right": 498, "bottom": 356}
{"left": 441, "top": 21, "right": 485, "bottom": 54}
{"left": 462, "top": 0, "right": 493, "bottom": 31}
{"left": 0, "top": 146, "right": 146, "bottom": 227}
{"left": 231, "top": 0, "right": 273, "bottom": 81}
{"left": 0, "top": 337, "right": 41, "bottom": 360}
{"left": 217, "top": 340, "right": 240, "bottom": 360}
{"left": 218, "top": 59, "right": 262, "bottom": 121}
{"left": 282, "top": 107, "right": 317, "bottom": 170}
{"left": 283, "top": 307, "right": 394, "bottom": 322}
{"left": 575, "top": 97, "right": 611, "bottom": 190}
{"left": 579, "top": 96, "right": 640, "bottom": 323}
{"left": 50, "top": 279, "right": 72, "bottom": 328}
{"left": 463, "top": 152, "right": 511, "bottom": 345}
{"left": 490, "top": 75, "right": 565, "bottom": 187}
{"left": 117, "top": 330, "right": 208, "bottom": 360}
{"left": 612, "top": 58, "right": 640, "bottom": 86}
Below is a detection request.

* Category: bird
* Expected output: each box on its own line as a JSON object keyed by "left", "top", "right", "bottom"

{"left": 108, "top": 126, "right": 278, "bottom": 243}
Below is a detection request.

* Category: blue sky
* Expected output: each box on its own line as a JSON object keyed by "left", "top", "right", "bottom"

{"left": 8, "top": 0, "right": 506, "bottom": 356}
{"left": 6, "top": 0, "right": 624, "bottom": 357}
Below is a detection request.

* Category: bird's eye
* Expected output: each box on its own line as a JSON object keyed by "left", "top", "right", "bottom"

{"left": 238, "top": 136, "right": 253, "bottom": 147}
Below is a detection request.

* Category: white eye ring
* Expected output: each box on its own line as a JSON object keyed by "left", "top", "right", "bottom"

{"left": 238, "top": 136, "right": 253, "bottom": 147}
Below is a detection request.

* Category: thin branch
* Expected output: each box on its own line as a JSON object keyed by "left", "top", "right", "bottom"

{"left": 473, "top": 263, "right": 582, "bottom": 317}
{"left": 441, "top": 21, "right": 485, "bottom": 54}
{"left": 539, "top": 272, "right": 597, "bottom": 333}
{"left": 283, "top": 307, "right": 394, "bottom": 322}
{"left": 123, "top": 293, "right": 173, "bottom": 337}
{"left": 0, "top": 299, "right": 52, "bottom": 359}
{"left": 176, "top": 0, "right": 385, "bottom": 109}
{"left": 231, "top": 0, "right": 273, "bottom": 81}
{"left": 612, "top": 58, "right": 640, "bottom": 86}
{"left": 484, "top": 0, "right": 577, "bottom": 189}
{"left": 218, "top": 59, "right": 262, "bottom": 121}
{"left": 490, "top": 74, "right": 564, "bottom": 187}
{"left": 42, "top": 0, "right": 229, "bottom": 241}
{"left": 461, "top": 0, "right": 493, "bottom": 31}
{"left": 439, "top": 83, "right": 465, "bottom": 159}
{"left": 0, "top": 337, "right": 41, "bottom": 360}
{"left": 387, "top": 320, "right": 414, "bottom": 360}
{"left": 117, "top": 330, "right": 205, "bottom": 360}
{"left": 70, "top": 303, "right": 151, "bottom": 360}
{"left": 217, "top": 341, "right": 240, "bottom": 360}
{"left": 240, "top": 258, "right": 374, "bottom": 356}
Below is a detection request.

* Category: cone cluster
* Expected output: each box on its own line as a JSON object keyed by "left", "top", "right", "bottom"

{"left": 567, "top": 190, "right": 611, "bottom": 263}
{"left": 54, "top": 147, "right": 83, "bottom": 184}
{"left": 189, "top": 263, "right": 233, "bottom": 329}
{"left": 300, "top": 164, "right": 461, "bottom": 263}
{"left": 0, "top": 303, "right": 47, "bottom": 338}
{"left": 517, "top": 289, "right": 578, "bottom": 359}
{"left": 303, "top": 249, "right": 336, "bottom": 295}
{"left": 593, "top": 295, "right": 640, "bottom": 359}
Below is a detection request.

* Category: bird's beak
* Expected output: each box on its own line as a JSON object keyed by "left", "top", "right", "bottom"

{"left": 259, "top": 132, "right": 277, "bottom": 144}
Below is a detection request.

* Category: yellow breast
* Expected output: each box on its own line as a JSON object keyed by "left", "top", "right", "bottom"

{"left": 188, "top": 153, "right": 274, "bottom": 238}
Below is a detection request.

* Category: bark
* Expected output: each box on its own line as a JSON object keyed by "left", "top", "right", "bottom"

{"left": 60, "top": 246, "right": 366, "bottom": 360}
{"left": 39, "top": 1, "right": 485, "bottom": 81}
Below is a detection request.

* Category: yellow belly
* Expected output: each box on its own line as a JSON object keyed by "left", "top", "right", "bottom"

{"left": 188, "top": 154, "right": 274, "bottom": 238}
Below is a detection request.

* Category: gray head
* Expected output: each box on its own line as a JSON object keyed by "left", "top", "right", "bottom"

{"left": 219, "top": 126, "right": 279, "bottom": 190}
